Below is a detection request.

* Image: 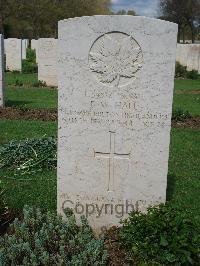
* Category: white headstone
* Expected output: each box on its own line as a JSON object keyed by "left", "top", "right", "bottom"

{"left": 176, "top": 44, "right": 189, "bottom": 66}
{"left": 5, "top": 38, "right": 22, "bottom": 71}
{"left": 0, "top": 34, "right": 4, "bottom": 107}
{"left": 176, "top": 44, "right": 200, "bottom": 73}
{"left": 31, "top": 39, "right": 38, "bottom": 50}
{"left": 25, "top": 39, "right": 29, "bottom": 48}
{"left": 186, "top": 44, "right": 200, "bottom": 72}
{"left": 22, "top": 39, "right": 27, "bottom": 59}
{"left": 31, "top": 39, "right": 38, "bottom": 63}
{"left": 57, "top": 16, "right": 178, "bottom": 233}
{"left": 38, "top": 38, "right": 58, "bottom": 86}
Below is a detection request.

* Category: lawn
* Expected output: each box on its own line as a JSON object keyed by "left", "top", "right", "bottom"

{"left": 0, "top": 120, "right": 57, "bottom": 211}
{"left": 0, "top": 120, "right": 57, "bottom": 144}
{"left": 168, "top": 129, "right": 200, "bottom": 218}
{"left": 173, "top": 94, "right": 200, "bottom": 116}
{"left": 1, "top": 170, "right": 57, "bottom": 211}
{"left": 174, "top": 79, "right": 200, "bottom": 91}
{"left": 5, "top": 72, "right": 38, "bottom": 85}
{"left": 6, "top": 87, "right": 57, "bottom": 109}
{"left": 0, "top": 73, "right": 200, "bottom": 219}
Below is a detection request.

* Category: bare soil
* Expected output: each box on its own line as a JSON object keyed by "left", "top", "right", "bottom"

{"left": 0, "top": 209, "right": 17, "bottom": 236}
{"left": 104, "top": 227, "right": 135, "bottom": 266}
{"left": 0, "top": 107, "right": 57, "bottom": 121}
{"left": 172, "top": 116, "right": 200, "bottom": 129}
{"left": 175, "top": 90, "right": 200, "bottom": 94}
{"left": 8, "top": 85, "right": 57, "bottom": 89}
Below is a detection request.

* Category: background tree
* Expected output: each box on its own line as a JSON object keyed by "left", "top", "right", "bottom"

{"left": 159, "top": 0, "right": 200, "bottom": 43}
{"left": 0, "top": 0, "right": 112, "bottom": 38}
{"left": 0, "top": 0, "right": 20, "bottom": 34}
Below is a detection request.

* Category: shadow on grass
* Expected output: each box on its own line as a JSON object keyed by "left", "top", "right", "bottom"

{"left": 5, "top": 100, "right": 33, "bottom": 108}
{"left": 166, "top": 174, "right": 176, "bottom": 201}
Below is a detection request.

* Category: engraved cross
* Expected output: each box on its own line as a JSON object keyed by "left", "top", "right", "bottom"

{"left": 94, "top": 131, "right": 130, "bottom": 192}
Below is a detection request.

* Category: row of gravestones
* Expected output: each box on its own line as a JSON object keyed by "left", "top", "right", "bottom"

{"left": 0, "top": 36, "right": 57, "bottom": 107}
{"left": 1, "top": 16, "right": 178, "bottom": 233}
{"left": 3, "top": 38, "right": 57, "bottom": 86}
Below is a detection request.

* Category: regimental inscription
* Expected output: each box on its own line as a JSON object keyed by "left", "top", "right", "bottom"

{"left": 62, "top": 100, "right": 170, "bottom": 130}
{"left": 89, "top": 32, "right": 143, "bottom": 88}
{"left": 94, "top": 131, "right": 130, "bottom": 192}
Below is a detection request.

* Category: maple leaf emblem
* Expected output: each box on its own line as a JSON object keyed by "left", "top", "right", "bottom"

{"left": 89, "top": 32, "right": 143, "bottom": 87}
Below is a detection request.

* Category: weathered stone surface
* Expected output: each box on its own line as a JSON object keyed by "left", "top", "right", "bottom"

{"left": 38, "top": 38, "right": 58, "bottom": 86}
{"left": 0, "top": 34, "right": 4, "bottom": 107}
{"left": 5, "top": 38, "right": 22, "bottom": 71}
{"left": 57, "top": 16, "right": 178, "bottom": 233}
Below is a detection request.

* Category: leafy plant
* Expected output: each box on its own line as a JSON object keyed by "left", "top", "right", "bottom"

{"left": 175, "top": 62, "right": 187, "bottom": 78}
{"left": 172, "top": 108, "right": 192, "bottom": 121}
{"left": 22, "top": 49, "right": 37, "bottom": 74}
{"left": 0, "top": 206, "right": 108, "bottom": 266}
{"left": 175, "top": 62, "right": 200, "bottom": 80}
{"left": 26, "top": 48, "right": 36, "bottom": 63}
{"left": 186, "top": 70, "right": 200, "bottom": 80}
{"left": 0, "top": 137, "right": 57, "bottom": 178}
{"left": 120, "top": 203, "right": 200, "bottom": 265}
{"left": 22, "top": 59, "right": 38, "bottom": 74}
{"left": 12, "top": 70, "right": 20, "bottom": 74}
{"left": 33, "top": 80, "right": 47, "bottom": 87}
{"left": 15, "top": 78, "right": 23, "bottom": 87}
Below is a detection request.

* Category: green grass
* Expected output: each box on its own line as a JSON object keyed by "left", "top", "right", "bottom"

{"left": 6, "top": 87, "right": 57, "bottom": 109}
{"left": 1, "top": 170, "right": 56, "bottom": 211}
{"left": 5, "top": 72, "right": 38, "bottom": 85}
{"left": 174, "top": 79, "right": 200, "bottom": 91}
{"left": 0, "top": 120, "right": 57, "bottom": 145}
{"left": 173, "top": 94, "right": 200, "bottom": 116}
{"left": 168, "top": 129, "right": 200, "bottom": 218}
{"left": 0, "top": 121, "right": 57, "bottom": 211}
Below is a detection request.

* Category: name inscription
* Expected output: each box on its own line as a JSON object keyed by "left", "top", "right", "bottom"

{"left": 62, "top": 100, "right": 170, "bottom": 129}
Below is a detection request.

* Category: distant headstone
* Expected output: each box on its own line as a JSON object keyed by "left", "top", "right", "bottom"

{"left": 38, "top": 38, "right": 58, "bottom": 86}
{"left": 31, "top": 39, "right": 38, "bottom": 62}
{"left": 57, "top": 16, "right": 178, "bottom": 232}
{"left": 5, "top": 38, "right": 22, "bottom": 71}
{"left": 31, "top": 39, "right": 38, "bottom": 50}
{"left": 176, "top": 44, "right": 200, "bottom": 73}
{"left": 0, "top": 34, "right": 4, "bottom": 107}
{"left": 22, "top": 39, "right": 27, "bottom": 59}
{"left": 186, "top": 45, "right": 200, "bottom": 72}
